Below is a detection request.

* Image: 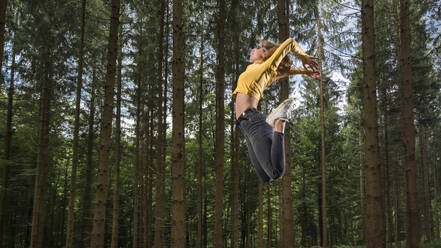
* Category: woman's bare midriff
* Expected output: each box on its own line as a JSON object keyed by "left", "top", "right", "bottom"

{"left": 235, "top": 93, "right": 259, "bottom": 119}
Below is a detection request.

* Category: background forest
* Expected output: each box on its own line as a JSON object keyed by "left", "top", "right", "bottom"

{"left": 0, "top": 0, "right": 440, "bottom": 247}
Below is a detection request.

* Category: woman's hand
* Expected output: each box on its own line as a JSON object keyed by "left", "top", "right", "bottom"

{"left": 302, "top": 56, "right": 320, "bottom": 72}
{"left": 310, "top": 70, "right": 321, "bottom": 80}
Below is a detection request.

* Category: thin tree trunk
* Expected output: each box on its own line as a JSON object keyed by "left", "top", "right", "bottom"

{"left": 171, "top": 0, "right": 186, "bottom": 246}
{"left": 420, "top": 126, "right": 432, "bottom": 241}
{"left": 110, "top": 39, "right": 122, "bottom": 248}
{"left": 316, "top": 2, "right": 328, "bottom": 247}
{"left": 434, "top": 152, "right": 440, "bottom": 239}
{"left": 214, "top": 0, "right": 225, "bottom": 247}
{"left": 89, "top": 0, "right": 120, "bottom": 246}
{"left": 359, "top": 133, "right": 365, "bottom": 243}
{"left": 0, "top": 44, "right": 15, "bottom": 248}
{"left": 66, "top": 0, "right": 86, "bottom": 246}
{"left": 0, "top": 0, "right": 6, "bottom": 88}
{"left": 277, "top": 0, "right": 294, "bottom": 246}
{"left": 30, "top": 44, "right": 53, "bottom": 248}
{"left": 398, "top": 0, "right": 420, "bottom": 247}
{"left": 82, "top": 65, "right": 96, "bottom": 248}
{"left": 258, "top": 182, "right": 264, "bottom": 248}
{"left": 361, "top": 0, "right": 385, "bottom": 247}
{"left": 153, "top": 0, "right": 166, "bottom": 247}
{"left": 133, "top": 66, "right": 142, "bottom": 248}
{"left": 230, "top": 1, "right": 240, "bottom": 247}
{"left": 196, "top": 7, "right": 204, "bottom": 247}
{"left": 267, "top": 184, "right": 272, "bottom": 248}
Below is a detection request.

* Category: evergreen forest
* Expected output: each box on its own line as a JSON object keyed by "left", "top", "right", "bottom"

{"left": 0, "top": 0, "right": 440, "bottom": 247}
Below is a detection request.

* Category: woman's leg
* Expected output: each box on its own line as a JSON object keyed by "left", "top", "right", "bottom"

{"left": 243, "top": 135, "right": 271, "bottom": 182}
{"left": 238, "top": 109, "right": 286, "bottom": 180}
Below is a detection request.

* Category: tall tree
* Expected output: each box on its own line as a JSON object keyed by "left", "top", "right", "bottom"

{"left": 154, "top": 0, "right": 166, "bottom": 246}
{"left": 65, "top": 0, "right": 86, "bottom": 246}
{"left": 316, "top": 1, "right": 328, "bottom": 247}
{"left": 214, "top": 0, "right": 225, "bottom": 247}
{"left": 110, "top": 39, "right": 122, "bottom": 248}
{"left": 361, "top": 0, "right": 385, "bottom": 247}
{"left": 171, "top": 0, "right": 186, "bottom": 246}
{"left": 0, "top": 0, "right": 6, "bottom": 87}
{"left": 30, "top": 13, "right": 54, "bottom": 248}
{"left": 0, "top": 40, "right": 15, "bottom": 248}
{"left": 277, "top": 0, "right": 294, "bottom": 246}
{"left": 82, "top": 65, "right": 97, "bottom": 248}
{"left": 398, "top": 0, "right": 420, "bottom": 246}
{"left": 230, "top": 0, "right": 240, "bottom": 247}
{"left": 89, "top": 0, "right": 120, "bottom": 246}
{"left": 196, "top": 4, "right": 205, "bottom": 247}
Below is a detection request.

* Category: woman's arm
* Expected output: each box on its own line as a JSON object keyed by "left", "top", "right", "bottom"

{"left": 263, "top": 38, "right": 310, "bottom": 72}
{"left": 273, "top": 68, "right": 320, "bottom": 81}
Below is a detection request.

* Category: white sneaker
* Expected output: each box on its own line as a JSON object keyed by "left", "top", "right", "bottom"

{"left": 266, "top": 98, "right": 295, "bottom": 128}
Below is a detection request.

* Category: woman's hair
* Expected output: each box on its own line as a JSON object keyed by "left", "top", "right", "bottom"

{"left": 259, "top": 40, "right": 292, "bottom": 75}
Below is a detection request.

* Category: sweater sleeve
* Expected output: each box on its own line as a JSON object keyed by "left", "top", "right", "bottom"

{"left": 287, "top": 67, "right": 311, "bottom": 75}
{"left": 263, "top": 38, "right": 310, "bottom": 72}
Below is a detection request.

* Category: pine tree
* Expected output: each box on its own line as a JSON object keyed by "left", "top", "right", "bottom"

{"left": 89, "top": 0, "right": 120, "bottom": 246}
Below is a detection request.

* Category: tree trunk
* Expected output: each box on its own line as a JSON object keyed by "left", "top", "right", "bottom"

{"left": 277, "top": 0, "right": 294, "bottom": 247}
{"left": 66, "top": 0, "right": 86, "bottom": 246}
{"left": 196, "top": 7, "right": 204, "bottom": 247}
{"left": 419, "top": 126, "right": 432, "bottom": 241}
{"left": 171, "top": 0, "right": 186, "bottom": 246}
{"left": 230, "top": 1, "right": 240, "bottom": 247}
{"left": 110, "top": 39, "right": 122, "bottom": 248}
{"left": 258, "top": 182, "right": 264, "bottom": 248}
{"left": 267, "top": 184, "right": 272, "bottom": 248}
{"left": 0, "top": 44, "right": 15, "bottom": 248}
{"left": 361, "top": 0, "right": 385, "bottom": 247}
{"left": 82, "top": 65, "right": 97, "bottom": 248}
{"left": 0, "top": 0, "right": 6, "bottom": 88}
{"left": 214, "top": 0, "right": 225, "bottom": 247}
{"left": 316, "top": 2, "right": 328, "bottom": 247}
{"left": 154, "top": 0, "right": 166, "bottom": 247}
{"left": 398, "top": 0, "right": 420, "bottom": 247}
{"left": 89, "top": 0, "right": 120, "bottom": 246}
{"left": 30, "top": 44, "right": 53, "bottom": 248}
{"left": 133, "top": 61, "right": 142, "bottom": 248}
{"left": 362, "top": 0, "right": 385, "bottom": 248}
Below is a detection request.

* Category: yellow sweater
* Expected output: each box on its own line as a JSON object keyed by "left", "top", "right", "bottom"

{"left": 232, "top": 38, "right": 312, "bottom": 101}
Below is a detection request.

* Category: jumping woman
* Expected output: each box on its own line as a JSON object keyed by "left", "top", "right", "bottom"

{"left": 233, "top": 38, "right": 320, "bottom": 182}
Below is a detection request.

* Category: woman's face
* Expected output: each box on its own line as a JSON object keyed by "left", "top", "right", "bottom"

{"left": 250, "top": 45, "right": 265, "bottom": 62}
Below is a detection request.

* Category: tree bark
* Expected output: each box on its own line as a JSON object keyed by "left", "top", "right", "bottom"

{"left": 267, "top": 184, "right": 272, "bottom": 248}
{"left": 110, "top": 39, "right": 122, "bottom": 248}
{"left": 258, "top": 182, "right": 264, "bottom": 248}
{"left": 361, "top": 0, "right": 385, "bottom": 247}
{"left": 171, "top": 0, "right": 186, "bottom": 246}
{"left": 30, "top": 44, "right": 53, "bottom": 248}
{"left": 0, "top": 44, "right": 15, "bottom": 248}
{"left": 419, "top": 126, "right": 432, "bottom": 241}
{"left": 398, "top": 0, "right": 420, "bottom": 247}
{"left": 89, "top": 0, "right": 120, "bottom": 246}
{"left": 196, "top": 6, "right": 204, "bottom": 247}
{"left": 66, "top": 0, "right": 86, "bottom": 246}
{"left": 81, "top": 65, "right": 97, "bottom": 248}
{"left": 230, "top": 1, "right": 240, "bottom": 247}
{"left": 316, "top": 2, "right": 328, "bottom": 247}
{"left": 154, "top": 0, "right": 166, "bottom": 247}
{"left": 277, "top": 0, "right": 294, "bottom": 246}
{"left": 133, "top": 28, "right": 143, "bottom": 248}
{"left": 214, "top": 0, "right": 225, "bottom": 247}
{"left": 0, "top": 0, "right": 6, "bottom": 88}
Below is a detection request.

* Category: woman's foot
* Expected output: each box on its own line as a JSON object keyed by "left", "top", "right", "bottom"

{"left": 266, "top": 98, "right": 295, "bottom": 128}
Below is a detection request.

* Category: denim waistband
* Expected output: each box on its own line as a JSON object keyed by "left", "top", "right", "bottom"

{"left": 236, "top": 108, "right": 258, "bottom": 125}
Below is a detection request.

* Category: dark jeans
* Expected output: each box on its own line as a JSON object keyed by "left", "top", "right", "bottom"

{"left": 237, "top": 108, "right": 286, "bottom": 182}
